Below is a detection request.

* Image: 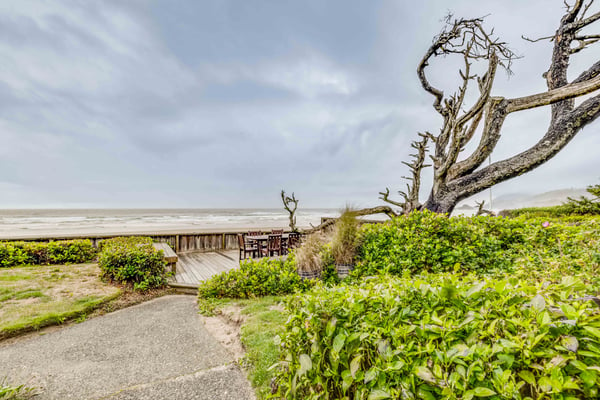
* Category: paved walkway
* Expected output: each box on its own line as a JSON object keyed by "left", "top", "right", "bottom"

{"left": 0, "top": 296, "right": 255, "bottom": 400}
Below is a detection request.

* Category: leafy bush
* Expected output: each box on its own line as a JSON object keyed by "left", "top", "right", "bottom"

{"left": 499, "top": 206, "right": 589, "bottom": 218}
{"left": 356, "top": 211, "right": 527, "bottom": 277}
{"left": 274, "top": 274, "right": 600, "bottom": 399}
{"left": 0, "top": 240, "right": 95, "bottom": 267}
{"left": 198, "top": 255, "right": 315, "bottom": 299}
{"left": 98, "top": 237, "right": 167, "bottom": 290}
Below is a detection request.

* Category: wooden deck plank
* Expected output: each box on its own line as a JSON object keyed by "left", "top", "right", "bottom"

{"left": 189, "top": 255, "right": 212, "bottom": 281}
{"left": 175, "top": 262, "right": 194, "bottom": 285}
{"left": 190, "top": 254, "right": 218, "bottom": 280}
{"left": 203, "top": 253, "right": 230, "bottom": 274}
{"left": 172, "top": 250, "right": 240, "bottom": 286}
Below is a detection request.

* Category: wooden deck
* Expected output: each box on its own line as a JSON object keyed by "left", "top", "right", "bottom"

{"left": 169, "top": 250, "right": 240, "bottom": 289}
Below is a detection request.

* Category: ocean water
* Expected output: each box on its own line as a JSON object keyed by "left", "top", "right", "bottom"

{"left": 0, "top": 208, "right": 342, "bottom": 238}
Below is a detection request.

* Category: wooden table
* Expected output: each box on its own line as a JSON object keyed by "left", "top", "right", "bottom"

{"left": 245, "top": 233, "right": 290, "bottom": 257}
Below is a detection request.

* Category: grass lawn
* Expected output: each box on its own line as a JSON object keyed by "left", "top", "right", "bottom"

{"left": 0, "top": 263, "right": 121, "bottom": 339}
{"left": 200, "top": 296, "right": 288, "bottom": 399}
{"left": 0, "top": 377, "right": 35, "bottom": 400}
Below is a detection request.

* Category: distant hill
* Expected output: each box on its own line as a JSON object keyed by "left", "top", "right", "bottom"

{"left": 455, "top": 188, "right": 589, "bottom": 214}
{"left": 493, "top": 188, "right": 588, "bottom": 210}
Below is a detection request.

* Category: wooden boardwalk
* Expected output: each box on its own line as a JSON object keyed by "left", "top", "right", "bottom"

{"left": 169, "top": 250, "right": 240, "bottom": 289}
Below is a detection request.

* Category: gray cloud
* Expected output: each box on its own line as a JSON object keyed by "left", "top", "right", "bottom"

{"left": 0, "top": 0, "right": 597, "bottom": 209}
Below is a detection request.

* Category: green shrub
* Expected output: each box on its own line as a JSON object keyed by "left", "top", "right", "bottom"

{"left": 0, "top": 240, "right": 95, "bottom": 267}
{"left": 274, "top": 274, "right": 600, "bottom": 399}
{"left": 356, "top": 211, "right": 527, "bottom": 277}
{"left": 45, "top": 240, "right": 96, "bottom": 264}
{"left": 499, "top": 205, "right": 586, "bottom": 218}
{"left": 98, "top": 237, "right": 167, "bottom": 290}
{"left": 198, "top": 254, "right": 315, "bottom": 299}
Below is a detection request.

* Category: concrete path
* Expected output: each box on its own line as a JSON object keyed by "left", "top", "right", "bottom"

{"left": 0, "top": 295, "right": 255, "bottom": 400}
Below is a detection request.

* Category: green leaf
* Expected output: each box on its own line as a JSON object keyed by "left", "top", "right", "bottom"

{"left": 368, "top": 389, "right": 391, "bottom": 400}
{"left": 531, "top": 294, "right": 546, "bottom": 312}
{"left": 538, "top": 376, "right": 553, "bottom": 393}
{"left": 583, "top": 326, "right": 600, "bottom": 340}
{"left": 518, "top": 371, "right": 536, "bottom": 385}
{"left": 416, "top": 386, "right": 436, "bottom": 400}
{"left": 364, "top": 368, "right": 377, "bottom": 384}
{"left": 497, "top": 353, "right": 514, "bottom": 368}
{"left": 333, "top": 333, "right": 346, "bottom": 353}
{"left": 465, "top": 281, "right": 486, "bottom": 297}
{"left": 538, "top": 311, "right": 551, "bottom": 326}
{"left": 473, "top": 387, "right": 496, "bottom": 397}
{"left": 298, "top": 354, "right": 312, "bottom": 376}
{"left": 342, "top": 369, "right": 353, "bottom": 392}
{"left": 350, "top": 355, "right": 362, "bottom": 378}
{"left": 389, "top": 360, "right": 405, "bottom": 370}
{"left": 562, "top": 335, "right": 579, "bottom": 352}
{"left": 580, "top": 370, "right": 597, "bottom": 387}
{"left": 415, "top": 366, "right": 436, "bottom": 384}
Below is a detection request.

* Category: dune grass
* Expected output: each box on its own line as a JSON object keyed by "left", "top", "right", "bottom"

{"left": 0, "top": 263, "right": 121, "bottom": 339}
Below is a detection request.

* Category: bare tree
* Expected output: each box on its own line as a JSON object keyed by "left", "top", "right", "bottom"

{"left": 281, "top": 190, "right": 299, "bottom": 232}
{"left": 381, "top": 1, "right": 600, "bottom": 214}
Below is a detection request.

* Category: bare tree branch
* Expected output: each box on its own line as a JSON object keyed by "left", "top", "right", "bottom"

{"left": 475, "top": 200, "right": 495, "bottom": 216}
{"left": 379, "top": 133, "right": 430, "bottom": 214}
{"left": 378, "top": 187, "right": 405, "bottom": 208}
{"left": 521, "top": 34, "right": 554, "bottom": 43}
{"left": 507, "top": 73, "right": 600, "bottom": 113}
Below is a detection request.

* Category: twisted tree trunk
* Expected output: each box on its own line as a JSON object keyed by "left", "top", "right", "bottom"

{"left": 381, "top": 2, "right": 600, "bottom": 215}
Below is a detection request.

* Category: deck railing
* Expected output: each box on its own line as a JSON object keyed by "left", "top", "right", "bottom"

{"left": 0, "top": 231, "right": 254, "bottom": 253}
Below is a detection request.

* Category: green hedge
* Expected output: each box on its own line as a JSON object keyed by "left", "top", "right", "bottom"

{"left": 0, "top": 239, "right": 96, "bottom": 267}
{"left": 98, "top": 237, "right": 168, "bottom": 291}
{"left": 500, "top": 205, "right": 600, "bottom": 219}
{"left": 355, "top": 212, "right": 600, "bottom": 279}
{"left": 198, "top": 255, "right": 315, "bottom": 299}
{"left": 274, "top": 274, "right": 600, "bottom": 399}
{"left": 356, "top": 211, "right": 528, "bottom": 276}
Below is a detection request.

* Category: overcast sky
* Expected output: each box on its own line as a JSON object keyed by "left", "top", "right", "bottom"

{"left": 0, "top": 0, "right": 598, "bottom": 209}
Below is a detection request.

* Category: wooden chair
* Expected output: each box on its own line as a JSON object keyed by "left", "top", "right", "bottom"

{"left": 287, "top": 232, "right": 301, "bottom": 249}
{"left": 271, "top": 229, "right": 284, "bottom": 234}
{"left": 238, "top": 233, "right": 258, "bottom": 260}
{"left": 248, "top": 230, "right": 262, "bottom": 236}
{"left": 261, "top": 234, "right": 282, "bottom": 257}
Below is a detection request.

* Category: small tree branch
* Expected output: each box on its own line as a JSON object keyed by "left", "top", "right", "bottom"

{"left": 475, "top": 200, "right": 495, "bottom": 216}
{"left": 573, "top": 59, "right": 600, "bottom": 83}
{"left": 302, "top": 206, "right": 398, "bottom": 234}
{"left": 521, "top": 34, "right": 554, "bottom": 43}
{"left": 378, "top": 188, "right": 405, "bottom": 208}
